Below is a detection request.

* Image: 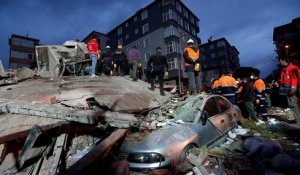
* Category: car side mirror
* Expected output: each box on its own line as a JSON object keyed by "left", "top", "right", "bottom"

{"left": 200, "top": 111, "right": 209, "bottom": 125}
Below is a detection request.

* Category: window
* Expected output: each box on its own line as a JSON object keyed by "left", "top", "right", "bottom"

{"left": 126, "top": 34, "right": 129, "bottom": 40}
{"left": 143, "top": 23, "right": 149, "bottom": 34}
{"left": 177, "top": 16, "right": 183, "bottom": 26}
{"left": 190, "top": 15, "right": 195, "bottom": 24}
{"left": 185, "top": 22, "right": 190, "bottom": 32}
{"left": 214, "top": 70, "right": 218, "bottom": 75}
{"left": 164, "top": 25, "right": 178, "bottom": 38}
{"left": 221, "top": 60, "right": 226, "bottom": 65}
{"left": 168, "top": 58, "right": 178, "bottom": 70}
{"left": 11, "top": 50, "right": 33, "bottom": 60}
{"left": 142, "top": 10, "right": 148, "bottom": 20}
{"left": 203, "top": 64, "right": 207, "bottom": 69}
{"left": 134, "top": 16, "right": 138, "bottom": 22}
{"left": 218, "top": 51, "right": 225, "bottom": 56}
{"left": 162, "top": 9, "right": 177, "bottom": 22}
{"left": 183, "top": 8, "right": 188, "bottom": 18}
{"left": 125, "top": 22, "right": 129, "bottom": 27}
{"left": 191, "top": 27, "right": 196, "bottom": 36}
{"left": 135, "top": 42, "right": 139, "bottom": 48}
{"left": 203, "top": 98, "right": 219, "bottom": 117}
{"left": 135, "top": 29, "right": 139, "bottom": 34}
{"left": 143, "top": 38, "right": 150, "bottom": 48}
{"left": 176, "top": 2, "right": 182, "bottom": 13}
{"left": 145, "top": 52, "right": 151, "bottom": 63}
{"left": 211, "top": 53, "right": 216, "bottom": 58}
{"left": 217, "top": 41, "right": 225, "bottom": 47}
{"left": 11, "top": 38, "right": 34, "bottom": 48}
{"left": 201, "top": 55, "right": 206, "bottom": 60}
{"left": 201, "top": 47, "right": 205, "bottom": 52}
{"left": 118, "top": 38, "right": 123, "bottom": 45}
{"left": 165, "top": 41, "right": 178, "bottom": 54}
{"left": 118, "top": 27, "right": 122, "bottom": 35}
{"left": 215, "top": 96, "right": 231, "bottom": 113}
{"left": 209, "top": 45, "right": 215, "bottom": 50}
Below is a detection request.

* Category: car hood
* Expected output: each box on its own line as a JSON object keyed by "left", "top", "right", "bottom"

{"left": 126, "top": 123, "right": 198, "bottom": 157}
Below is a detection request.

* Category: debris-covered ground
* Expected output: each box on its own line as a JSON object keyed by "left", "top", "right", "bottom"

{"left": 1, "top": 69, "right": 300, "bottom": 175}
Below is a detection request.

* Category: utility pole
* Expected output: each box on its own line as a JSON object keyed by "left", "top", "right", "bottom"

{"left": 177, "top": 33, "right": 186, "bottom": 94}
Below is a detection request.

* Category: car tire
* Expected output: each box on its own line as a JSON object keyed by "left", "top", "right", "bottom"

{"left": 178, "top": 144, "right": 196, "bottom": 163}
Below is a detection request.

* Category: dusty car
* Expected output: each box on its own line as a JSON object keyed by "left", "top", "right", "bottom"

{"left": 119, "top": 94, "right": 242, "bottom": 170}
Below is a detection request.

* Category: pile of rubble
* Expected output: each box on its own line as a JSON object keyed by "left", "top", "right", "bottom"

{"left": 0, "top": 74, "right": 171, "bottom": 175}
{"left": 176, "top": 118, "right": 300, "bottom": 175}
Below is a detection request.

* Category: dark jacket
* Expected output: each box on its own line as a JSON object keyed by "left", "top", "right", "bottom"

{"left": 240, "top": 82, "right": 255, "bottom": 102}
{"left": 113, "top": 49, "right": 127, "bottom": 63}
{"left": 147, "top": 51, "right": 168, "bottom": 71}
{"left": 102, "top": 48, "right": 112, "bottom": 60}
{"left": 183, "top": 47, "right": 201, "bottom": 72}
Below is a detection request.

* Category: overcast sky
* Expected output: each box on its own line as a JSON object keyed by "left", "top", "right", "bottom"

{"left": 1, "top": 0, "right": 300, "bottom": 77}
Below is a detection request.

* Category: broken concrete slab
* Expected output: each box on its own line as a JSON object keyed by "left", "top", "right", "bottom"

{"left": 14, "top": 67, "right": 35, "bottom": 82}
{"left": 0, "top": 113, "right": 68, "bottom": 144}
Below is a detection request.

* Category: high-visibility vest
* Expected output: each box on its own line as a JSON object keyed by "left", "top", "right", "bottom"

{"left": 253, "top": 79, "right": 266, "bottom": 93}
{"left": 184, "top": 47, "right": 200, "bottom": 67}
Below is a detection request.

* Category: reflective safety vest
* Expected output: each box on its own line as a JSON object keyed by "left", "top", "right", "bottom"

{"left": 253, "top": 79, "right": 266, "bottom": 93}
{"left": 184, "top": 47, "right": 200, "bottom": 67}
{"left": 218, "top": 75, "right": 237, "bottom": 97}
{"left": 279, "top": 63, "right": 299, "bottom": 95}
{"left": 212, "top": 80, "right": 220, "bottom": 89}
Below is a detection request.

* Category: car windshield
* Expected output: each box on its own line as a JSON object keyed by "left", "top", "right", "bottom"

{"left": 173, "top": 96, "right": 204, "bottom": 122}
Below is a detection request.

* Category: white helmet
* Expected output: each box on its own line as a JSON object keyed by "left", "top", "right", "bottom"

{"left": 106, "top": 46, "right": 111, "bottom": 49}
{"left": 187, "top": 39, "right": 194, "bottom": 44}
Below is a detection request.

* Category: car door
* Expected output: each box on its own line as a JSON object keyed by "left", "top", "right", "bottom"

{"left": 214, "top": 96, "right": 232, "bottom": 132}
{"left": 196, "top": 97, "right": 222, "bottom": 146}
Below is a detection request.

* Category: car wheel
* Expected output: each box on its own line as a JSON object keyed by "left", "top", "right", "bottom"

{"left": 179, "top": 144, "right": 196, "bottom": 163}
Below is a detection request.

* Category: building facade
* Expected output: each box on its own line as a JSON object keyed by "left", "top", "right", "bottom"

{"left": 200, "top": 38, "right": 240, "bottom": 87}
{"left": 107, "top": 0, "right": 200, "bottom": 82}
{"left": 273, "top": 17, "right": 300, "bottom": 65}
{"left": 9, "top": 34, "right": 40, "bottom": 69}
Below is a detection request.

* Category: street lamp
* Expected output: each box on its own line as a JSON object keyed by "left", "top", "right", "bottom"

{"left": 285, "top": 44, "right": 290, "bottom": 62}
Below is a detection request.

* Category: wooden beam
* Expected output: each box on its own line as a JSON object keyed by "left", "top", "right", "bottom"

{"left": 64, "top": 128, "right": 129, "bottom": 175}
{"left": 50, "top": 134, "right": 67, "bottom": 175}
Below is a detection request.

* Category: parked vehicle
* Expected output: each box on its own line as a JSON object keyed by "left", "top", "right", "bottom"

{"left": 120, "top": 94, "right": 242, "bottom": 170}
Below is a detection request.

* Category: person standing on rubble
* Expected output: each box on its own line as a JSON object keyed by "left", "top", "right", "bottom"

{"left": 87, "top": 36, "right": 101, "bottom": 78}
{"left": 183, "top": 39, "right": 201, "bottom": 95}
{"left": 251, "top": 73, "right": 269, "bottom": 121}
{"left": 218, "top": 71, "right": 238, "bottom": 104}
{"left": 128, "top": 46, "right": 141, "bottom": 81}
{"left": 147, "top": 47, "right": 169, "bottom": 96}
{"left": 279, "top": 57, "right": 300, "bottom": 119}
{"left": 101, "top": 46, "right": 113, "bottom": 76}
{"left": 112, "top": 45, "right": 127, "bottom": 76}
{"left": 240, "top": 77, "right": 258, "bottom": 121}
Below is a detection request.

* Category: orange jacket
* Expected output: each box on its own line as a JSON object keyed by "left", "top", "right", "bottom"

{"left": 212, "top": 80, "right": 220, "bottom": 89}
{"left": 253, "top": 79, "right": 266, "bottom": 93}
{"left": 218, "top": 75, "right": 237, "bottom": 87}
{"left": 184, "top": 47, "right": 200, "bottom": 67}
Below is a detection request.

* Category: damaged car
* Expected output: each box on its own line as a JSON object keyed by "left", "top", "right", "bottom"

{"left": 119, "top": 94, "right": 242, "bottom": 171}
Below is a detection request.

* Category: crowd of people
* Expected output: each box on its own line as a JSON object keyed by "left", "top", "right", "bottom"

{"left": 211, "top": 56, "right": 300, "bottom": 122}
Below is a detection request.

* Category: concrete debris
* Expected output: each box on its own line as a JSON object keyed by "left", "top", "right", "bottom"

{"left": 14, "top": 67, "right": 35, "bottom": 82}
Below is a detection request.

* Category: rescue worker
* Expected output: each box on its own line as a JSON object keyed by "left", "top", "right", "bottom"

{"left": 87, "top": 36, "right": 101, "bottom": 78}
{"left": 279, "top": 57, "right": 300, "bottom": 119}
{"left": 101, "top": 46, "right": 113, "bottom": 76}
{"left": 218, "top": 71, "right": 238, "bottom": 104}
{"left": 240, "top": 77, "right": 258, "bottom": 121}
{"left": 147, "top": 47, "right": 169, "bottom": 96}
{"left": 112, "top": 45, "right": 127, "bottom": 76}
{"left": 251, "top": 73, "right": 269, "bottom": 121}
{"left": 128, "top": 46, "right": 141, "bottom": 81}
{"left": 183, "top": 39, "right": 201, "bottom": 95}
{"left": 211, "top": 78, "right": 220, "bottom": 94}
